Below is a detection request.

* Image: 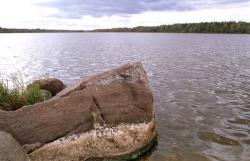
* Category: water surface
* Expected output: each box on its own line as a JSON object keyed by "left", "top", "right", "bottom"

{"left": 0, "top": 33, "right": 250, "bottom": 161}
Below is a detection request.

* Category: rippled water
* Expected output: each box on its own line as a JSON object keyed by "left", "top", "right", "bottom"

{"left": 0, "top": 33, "right": 250, "bottom": 161}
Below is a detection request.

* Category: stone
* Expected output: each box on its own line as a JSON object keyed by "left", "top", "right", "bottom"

{"left": 29, "top": 118, "right": 156, "bottom": 161}
{"left": 27, "top": 78, "right": 65, "bottom": 96}
{"left": 0, "top": 62, "right": 156, "bottom": 161}
{"left": 0, "top": 130, "right": 30, "bottom": 161}
{"left": 40, "top": 90, "right": 52, "bottom": 100}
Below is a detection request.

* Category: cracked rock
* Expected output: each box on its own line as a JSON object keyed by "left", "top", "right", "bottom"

{"left": 0, "top": 62, "right": 156, "bottom": 161}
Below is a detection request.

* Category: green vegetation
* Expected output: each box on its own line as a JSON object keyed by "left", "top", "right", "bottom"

{"left": 0, "top": 27, "right": 83, "bottom": 33}
{"left": 93, "top": 21, "right": 250, "bottom": 34}
{"left": 1, "top": 21, "right": 249, "bottom": 33}
{"left": 0, "top": 75, "right": 47, "bottom": 111}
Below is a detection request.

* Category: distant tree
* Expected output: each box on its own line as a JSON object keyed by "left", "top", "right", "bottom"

{"left": 92, "top": 21, "right": 250, "bottom": 34}
{"left": 1, "top": 22, "right": 250, "bottom": 33}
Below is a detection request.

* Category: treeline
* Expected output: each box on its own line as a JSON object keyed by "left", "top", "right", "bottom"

{"left": 0, "top": 27, "right": 83, "bottom": 33}
{"left": 1, "top": 21, "right": 250, "bottom": 33}
{"left": 93, "top": 21, "right": 250, "bottom": 34}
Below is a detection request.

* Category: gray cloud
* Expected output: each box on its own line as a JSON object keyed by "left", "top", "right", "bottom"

{"left": 189, "top": 0, "right": 250, "bottom": 9}
{"left": 36, "top": 0, "right": 250, "bottom": 18}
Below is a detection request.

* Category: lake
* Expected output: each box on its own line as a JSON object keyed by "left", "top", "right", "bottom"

{"left": 0, "top": 33, "right": 250, "bottom": 161}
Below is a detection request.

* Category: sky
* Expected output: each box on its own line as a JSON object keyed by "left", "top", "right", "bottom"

{"left": 0, "top": 0, "right": 250, "bottom": 30}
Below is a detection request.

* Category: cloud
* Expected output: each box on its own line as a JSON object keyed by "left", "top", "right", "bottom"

{"left": 0, "top": 0, "right": 249, "bottom": 30}
{"left": 36, "top": 0, "right": 250, "bottom": 18}
{"left": 36, "top": 0, "right": 192, "bottom": 18}
{"left": 189, "top": 0, "right": 250, "bottom": 9}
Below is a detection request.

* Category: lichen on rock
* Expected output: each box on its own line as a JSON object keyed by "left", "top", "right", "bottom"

{"left": 29, "top": 116, "right": 156, "bottom": 161}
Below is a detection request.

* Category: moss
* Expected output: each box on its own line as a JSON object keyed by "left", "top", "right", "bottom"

{"left": 91, "top": 111, "right": 101, "bottom": 129}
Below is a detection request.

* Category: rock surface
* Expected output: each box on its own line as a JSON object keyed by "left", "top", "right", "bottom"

{"left": 0, "top": 62, "right": 156, "bottom": 160}
{"left": 0, "top": 130, "right": 30, "bottom": 161}
{"left": 27, "top": 78, "right": 65, "bottom": 96}
{"left": 40, "top": 90, "right": 53, "bottom": 100}
{"left": 29, "top": 118, "right": 156, "bottom": 161}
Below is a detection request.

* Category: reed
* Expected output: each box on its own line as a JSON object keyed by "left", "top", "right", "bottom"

{"left": 0, "top": 74, "right": 45, "bottom": 111}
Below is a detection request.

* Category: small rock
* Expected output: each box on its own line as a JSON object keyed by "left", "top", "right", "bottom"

{"left": 0, "top": 130, "right": 30, "bottom": 161}
{"left": 40, "top": 90, "right": 53, "bottom": 100}
{"left": 28, "top": 78, "right": 66, "bottom": 96}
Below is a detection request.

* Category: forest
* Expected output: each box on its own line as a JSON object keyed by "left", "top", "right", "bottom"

{"left": 1, "top": 21, "right": 250, "bottom": 33}
{"left": 0, "top": 28, "right": 83, "bottom": 33}
{"left": 93, "top": 21, "right": 250, "bottom": 33}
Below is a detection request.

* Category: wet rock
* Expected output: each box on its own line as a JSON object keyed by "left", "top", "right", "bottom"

{"left": 0, "top": 130, "right": 30, "bottom": 161}
{"left": 0, "top": 62, "right": 156, "bottom": 161}
{"left": 27, "top": 78, "right": 65, "bottom": 96}
{"left": 29, "top": 119, "right": 156, "bottom": 161}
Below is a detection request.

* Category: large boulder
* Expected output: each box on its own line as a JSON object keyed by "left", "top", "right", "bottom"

{"left": 27, "top": 78, "right": 65, "bottom": 96}
{"left": 0, "top": 62, "right": 156, "bottom": 161}
{"left": 0, "top": 130, "right": 30, "bottom": 161}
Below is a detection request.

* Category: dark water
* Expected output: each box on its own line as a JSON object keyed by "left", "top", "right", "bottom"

{"left": 0, "top": 33, "right": 250, "bottom": 161}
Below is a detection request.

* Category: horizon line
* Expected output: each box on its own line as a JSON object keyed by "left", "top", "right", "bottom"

{"left": 1, "top": 21, "right": 249, "bottom": 31}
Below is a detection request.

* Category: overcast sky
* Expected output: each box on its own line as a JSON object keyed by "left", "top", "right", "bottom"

{"left": 0, "top": 0, "right": 250, "bottom": 30}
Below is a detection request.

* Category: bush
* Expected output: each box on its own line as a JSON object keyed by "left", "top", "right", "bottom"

{"left": 0, "top": 74, "right": 47, "bottom": 111}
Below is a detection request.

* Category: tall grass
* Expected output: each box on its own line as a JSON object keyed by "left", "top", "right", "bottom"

{"left": 0, "top": 74, "right": 47, "bottom": 111}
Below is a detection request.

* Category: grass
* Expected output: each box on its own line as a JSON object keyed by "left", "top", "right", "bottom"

{"left": 0, "top": 74, "right": 48, "bottom": 111}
